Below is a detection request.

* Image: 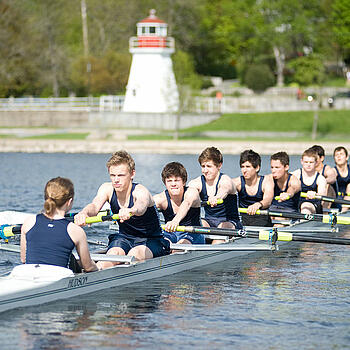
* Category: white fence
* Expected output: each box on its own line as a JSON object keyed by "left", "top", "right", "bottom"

{"left": 0, "top": 94, "right": 348, "bottom": 113}
{"left": 0, "top": 96, "right": 124, "bottom": 112}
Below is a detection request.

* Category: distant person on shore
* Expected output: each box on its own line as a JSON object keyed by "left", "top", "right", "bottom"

{"left": 74, "top": 150, "right": 170, "bottom": 269}
{"left": 21, "top": 177, "right": 98, "bottom": 273}
{"left": 153, "top": 162, "right": 205, "bottom": 245}
{"left": 292, "top": 148, "right": 327, "bottom": 214}
{"left": 332, "top": 146, "right": 350, "bottom": 212}
{"left": 269, "top": 151, "right": 301, "bottom": 213}
{"left": 233, "top": 149, "right": 274, "bottom": 226}
{"left": 188, "top": 147, "right": 242, "bottom": 244}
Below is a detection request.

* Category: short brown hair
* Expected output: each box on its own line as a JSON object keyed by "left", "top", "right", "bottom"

{"left": 271, "top": 151, "right": 289, "bottom": 166}
{"left": 198, "top": 147, "right": 223, "bottom": 166}
{"left": 302, "top": 148, "right": 318, "bottom": 161}
{"left": 240, "top": 149, "right": 261, "bottom": 169}
{"left": 161, "top": 162, "right": 187, "bottom": 184}
{"left": 44, "top": 177, "right": 74, "bottom": 216}
{"left": 333, "top": 146, "right": 348, "bottom": 157}
{"left": 310, "top": 145, "right": 325, "bottom": 158}
{"left": 106, "top": 150, "right": 135, "bottom": 173}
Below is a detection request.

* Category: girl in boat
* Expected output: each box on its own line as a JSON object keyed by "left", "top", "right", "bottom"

{"left": 20, "top": 177, "right": 98, "bottom": 272}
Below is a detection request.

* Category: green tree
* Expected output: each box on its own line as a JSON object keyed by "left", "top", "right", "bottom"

{"left": 288, "top": 54, "right": 325, "bottom": 86}
{"left": 256, "top": 0, "right": 324, "bottom": 86}
{"left": 0, "top": 1, "right": 41, "bottom": 97}
{"left": 71, "top": 52, "right": 131, "bottom": 95}
{"left": 331, "top": 0, "right": 350, "bottom": 49}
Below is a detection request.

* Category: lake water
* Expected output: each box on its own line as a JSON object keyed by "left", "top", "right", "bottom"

{"left": 0, "top": 152, "right": 349, "bottom": 350}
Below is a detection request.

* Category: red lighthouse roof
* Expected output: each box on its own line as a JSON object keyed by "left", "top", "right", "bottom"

{"left": 139, "top": 9, "right": 165, "bottom": 24}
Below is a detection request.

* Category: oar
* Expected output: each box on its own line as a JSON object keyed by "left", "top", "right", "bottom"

{"left": 239, "top": 208, "right": 350, "bottom": 225}
{"left": 65, "top": 209, "right": 111, "bottom": 218}
{"left": 174, "top": 225, "right": 350, "bottom": 245}
{"left": 0, "top": 213, "right": 122, "bottom": 240}
{"left": 300, "top": 192, "right": 350, "bottom": 206}
{"left": 201, "top": 199, "right": 224, "bottom": 207}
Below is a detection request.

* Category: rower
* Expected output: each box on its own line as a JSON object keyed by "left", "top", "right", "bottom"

{"left": 233, "top": 149, "right": 274, "bottom": 226}
{"left": 153, "top": 162, "right": 205, "bottom": 245}
{"left": 292, "top": 148, "right": 327, "bottom": 214}
{"left": 20, "top": 177, "right": 98, "bottom": 273}
{"left": 188, "top": 147, "right": 242, "bottom": 244}
{"left": 332, "top": 146, "right": 350, "bottom": 212}
{"left": 309, "top": 144, "right": 337, "bottom": 209}
{"left": 270, "top": 151, "right": 301, "bottom": 213}
{"left": 74, "top": 150, "right": 170, "bottom": 269}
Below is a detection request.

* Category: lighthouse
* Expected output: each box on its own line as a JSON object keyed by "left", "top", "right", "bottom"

{"left": 122, "top": 9, "right": 179, "bottom": 113}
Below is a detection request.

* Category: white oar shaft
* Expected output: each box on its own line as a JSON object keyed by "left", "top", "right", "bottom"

{"left": 0, "top": 243, "right": 20, "bottom": 253}
{"left": 170, "top": 243, "right": 277, "bottom": 251}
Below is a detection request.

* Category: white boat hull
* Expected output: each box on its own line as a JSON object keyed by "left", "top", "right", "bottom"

{"left": 0, "top": 216, "right": 343, "bottom": 313}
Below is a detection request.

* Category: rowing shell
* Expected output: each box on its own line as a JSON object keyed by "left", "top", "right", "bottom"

{"left": 0, "top": 214, "right": 347, "bottom": 314}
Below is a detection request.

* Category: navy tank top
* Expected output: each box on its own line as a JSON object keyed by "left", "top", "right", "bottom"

{"left": 26, "top": 213, "right": 74, "bottom": 268}
{"left": 109, "top": 183, "right": 163, "bottom": 238}
{"left": 271, "top": 174, "right": 300, "bottom": 211}
{"left": 199, "top": 173, "right": 240, "bottom": 222}
{"left": 300, "top": 170, "right": 319, "bottom": 192}
{"left": 239, "top": 175, "right": 264, "bottom": 208}
{"left": 334, "top": 164, "right": 350, "bottom": 197}
{"left": 161, "top": 187, "right": 201, "bottom": 226}
{"left": 299, "top": 170, "right": 320, "bottom": 206}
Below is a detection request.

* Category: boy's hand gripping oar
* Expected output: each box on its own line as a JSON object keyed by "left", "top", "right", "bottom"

{"left": 201, "top": 199, "right": 224, "bottom": 207}
{"left": 300, "top": 192, "right": 350, "bottom": 206}
{"left": 239, "top": 208, "right": 350, "bottom": 226}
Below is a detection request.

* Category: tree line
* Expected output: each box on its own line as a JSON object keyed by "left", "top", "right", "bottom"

{"left": 0, "top": 0, "right": 349, "bottom": 98}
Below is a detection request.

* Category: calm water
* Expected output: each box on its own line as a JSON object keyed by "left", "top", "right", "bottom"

{"left": 0, "top": 152, "right": 349, "bottom": 350}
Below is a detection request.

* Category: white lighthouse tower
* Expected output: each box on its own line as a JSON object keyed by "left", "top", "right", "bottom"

{"left": 122, "top": 9, "right": 179, "bottom": 113}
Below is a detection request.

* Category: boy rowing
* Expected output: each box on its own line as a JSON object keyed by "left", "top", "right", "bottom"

{"left": 332, "top": 146, "right": 350, "bottom": 211}
{"left": 269, "top": 152, "right": 301, "bottom": 217}
{"left": 153, "top": 162, "right": 205, "bottom": 245}
{"left": 309, "top": 145, "right": 336, "bottom": 185}
{"left": 75, "top": 150, "right": 170, "bottom": 269}
{"left": 310, "top": 145, "right": 337, "bottom": 209}
{"left": 233, "top": 149, "right": 274, "bottom": 226}
{"left": 292, "top": 148, "right": 327, "bottom": 214}
{"left": 188, "top": 147, "right": 242, "bottom": 244}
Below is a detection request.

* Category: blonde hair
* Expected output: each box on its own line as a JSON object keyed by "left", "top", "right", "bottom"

{"left": 44, "top": 177, "right": 74, "bottom": 216}
{"left": 106, "top": 150, "right": 135, "bottom": 173}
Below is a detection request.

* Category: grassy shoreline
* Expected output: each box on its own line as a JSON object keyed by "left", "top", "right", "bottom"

{"left": 0, "top": 109, "right": 349, "bottom": 142}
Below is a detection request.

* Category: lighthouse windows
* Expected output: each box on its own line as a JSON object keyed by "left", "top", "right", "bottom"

{"left": 149, "top": 27, "right": 156, "bottom": 34}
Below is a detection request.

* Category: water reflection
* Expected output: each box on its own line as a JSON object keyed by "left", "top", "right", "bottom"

{"left": 1, "top": 153, "right": 350, "bottom": 349}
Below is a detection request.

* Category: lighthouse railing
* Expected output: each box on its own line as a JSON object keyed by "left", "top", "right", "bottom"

{"left": 129, "top": 36, "right": 175, "bottom": 49}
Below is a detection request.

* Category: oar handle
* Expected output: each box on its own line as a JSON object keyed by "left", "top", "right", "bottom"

{"left": 300, "top": 192, "right": 321, "bottom": 200}
{"left": 239, "top": 208, "right": 269, "bottom": 215}
{"left": 201, "top": 199, "right": 224, "bottom": 207}
{"left": 65, "top": 209, "right": 111, "bottom": 218}
{"left": 301, "top": 192, "right": 350, "bottom": 205}
{"left": 274, "top": 195, "right": 290, "bottom": 201}
{"left": 85, "top": 214, "right": 120, "bottom": 224}
{"left": 0, "top": 224, "right": 21, "bottom": 239}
